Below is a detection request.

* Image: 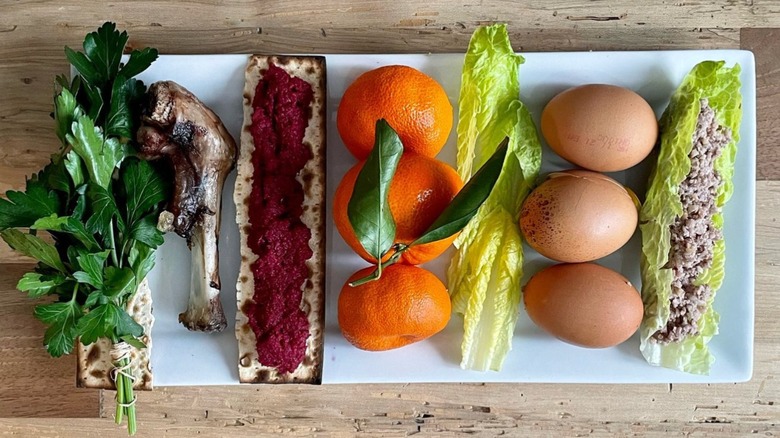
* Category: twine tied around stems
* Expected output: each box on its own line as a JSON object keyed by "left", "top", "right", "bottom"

{"left": 110, "top": 341, "right": 137, "bottom": 408}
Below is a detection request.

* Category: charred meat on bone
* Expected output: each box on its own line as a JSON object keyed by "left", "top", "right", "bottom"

{"left": 137, "top": 81, "right": 237, "bottom": 332}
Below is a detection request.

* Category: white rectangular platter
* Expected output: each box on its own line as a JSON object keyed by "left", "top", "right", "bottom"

{"left": 137, "top": 50, "right": 755, "bottom": 386}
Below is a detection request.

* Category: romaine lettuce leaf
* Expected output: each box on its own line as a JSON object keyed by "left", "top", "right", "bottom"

{"left": 447, "top": 24, "right": 542, "bottom": 371}
{"left": 639, "top": 61, "right": 742, "bottom": 374}
{"left": 455, "top": 24, "right": 524, "bottom": 182}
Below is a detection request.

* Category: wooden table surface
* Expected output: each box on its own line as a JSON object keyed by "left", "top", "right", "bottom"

{"left": 1, "top": 2, "right": 779, "bottom": 436}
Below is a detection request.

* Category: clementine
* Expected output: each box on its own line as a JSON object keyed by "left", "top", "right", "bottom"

{"left": 333, "top": 152, "right": 464, "bottom": 265}
{"left": 338, "top": 264, "right": 451, "bottom": 351}
{"left": 337, "top": 65, "right": 453, "bottom": 160}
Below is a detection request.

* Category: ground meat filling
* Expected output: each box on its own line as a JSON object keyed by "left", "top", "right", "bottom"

{"left": 653, "top": 99, "right": 732, "bottom": 344}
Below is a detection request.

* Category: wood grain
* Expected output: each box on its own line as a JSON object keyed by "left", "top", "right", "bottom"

{"left": 741, "top": 27, "right": 780, "bottom": 181}
{"left": 0, "top": 0, "right": 779, "bottom": 29}
{"left": 0, "top": 1, "right": 778, "bottom": 435}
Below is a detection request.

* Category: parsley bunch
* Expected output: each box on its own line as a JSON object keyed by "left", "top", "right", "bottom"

{"left": 0, "top": 22, "right": 165, "bottom": 435}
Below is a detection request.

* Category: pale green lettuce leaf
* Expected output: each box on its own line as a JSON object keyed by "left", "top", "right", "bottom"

{"left": 447, "top": 24, "right": 542, "bottom": 371}
{"left": 455, "top": 24, "right": 524, "bottom": 182}
{"left": 454, "top": 207, "right": 522, "bottom": 371}
{"left": 639, "top": 61, "right": 742, "bottom": 375}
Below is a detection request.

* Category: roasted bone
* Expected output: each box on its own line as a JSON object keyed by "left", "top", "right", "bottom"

{"left": 137, "top": 81, "right": 237, "bottom": 332}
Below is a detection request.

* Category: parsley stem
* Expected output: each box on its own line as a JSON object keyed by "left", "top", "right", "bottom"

{"left": 115, "top": 363, "right": 124, "bottom": 425}
{"left": 120, "top": 239, "right": 131, "bottom": 265}
{"left": 70, "top": 282, "right": 79, "bottom": 303}
{"left": 109, "top": 219, "right": 120, "bottom": 268}
{"left": 112, "top": 346, "right": 137, "bottom": 435}
{"left": 124, "top": 365, "right": 136, "bottom": 435}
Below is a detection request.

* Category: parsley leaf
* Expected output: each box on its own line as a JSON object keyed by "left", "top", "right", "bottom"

{"left": 122, "top": 158, "right": 167, "bottom": 225}
{"left": 80, "top": 81, "right": 104, "bottom": 121}
{"left": 44, "top": 318, "right": 79, "bottom": 357}
{"left": 66, "top": 22, "right": 128, "bottom": 88}
{"left": 64, "top": 150, "right": 85, "bottom": 187}
{"left": 76, "top": 303, "right": 117, "bottom": 345}
{"left": 0, "top": 177, "right": 61, "bottom": 230}
{"left": 54, "top": 88, "right": 81, "bottom": 146}
{"left": 73, "top": 250, "right": 110, "bottom": 288}
{"left": 115, "top": 308, "right": 144, "bottom": 338}
{"left": 55, "top": 74, "right": 71, "bottom": 93}
{"left": 129, "top": 242, "right": 156, "bottom": 283}
{"left": 84, "top": 290, "right": 104, "bottom": 308}
{"left": 35, "top": 301, "right": 78, "bottom": 324}
{"left": 66, "top": 245, "right": 87, "bottom": 270}
{"left": 1, "top": 229, "right": 67, "bottom": 272}
{"left": 17, "top": 272, "right": 68, "bottom": 298}
{"left": 31, "top": 214, "right": 100, "bottom": 251}
{"left": 41, "top": 160, "right": 72, "bottom": 196}
{"left": 65, "top": 47, "right": 100, "bottom": 88}
{"left": 103, "top": 266, "right": 135, "bottom": 298}
{"left": 120, "top": 335, "right": 146, "bottom": 350}
{"left": 71, "top": 185, "right": 87, "bottom": 221}
{"left": 58, "top": 74, "right": 82, "bottom": 96}
{"left": 106, "top": 77, "right": 146, "bottom": 139}
{"left": 34, "top": 301, "right": 80, "bottom": 357}
{"left": 82, "top": 22, "right": 127, "bottom": 86}
{"left": 66, "top": 115, "right": 127, "bottom": 189}
{"left": 85, "top": 183, "right": 121, "bottom": 237}
{"left": 130, "top": 213, "right": 164, "bottom": 248}
{"left": 119, "top": 48, "right": 158, "bottom": 79}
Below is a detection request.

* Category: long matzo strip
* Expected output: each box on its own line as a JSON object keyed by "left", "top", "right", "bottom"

{"left": 234, "top": 55, "right": 326, "bottom": 384}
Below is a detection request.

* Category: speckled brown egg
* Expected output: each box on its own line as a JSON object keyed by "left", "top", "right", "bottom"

{"left": 524, "top": 263, "right": 643, "bottom": 348}
{"left": 541, "top": 84, "right": 658, "bottom": 172}
{"left": 519, "top": 170, "right": 638, "bottom": 263}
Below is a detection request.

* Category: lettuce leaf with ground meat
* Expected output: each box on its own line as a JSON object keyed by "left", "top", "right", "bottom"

{"left": 639, "top": 61, "right": 742, "bottom": 375}
{"left": 447, "top": 24, "right": 542, "bottom": 371}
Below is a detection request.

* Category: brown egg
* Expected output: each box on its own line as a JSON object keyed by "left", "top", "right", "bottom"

{"left": 524, "top": 263, "right": 643, "bottom": 348}
{"left": 519, "top": 170, "right": 638, "bottom": 263}
{"left": 541, "top": 84, "right": 658, "bottom": 172}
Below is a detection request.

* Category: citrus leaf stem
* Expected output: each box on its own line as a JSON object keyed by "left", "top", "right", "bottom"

{"left": 348, "top": 137, "right": 509, "bottom": 287}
